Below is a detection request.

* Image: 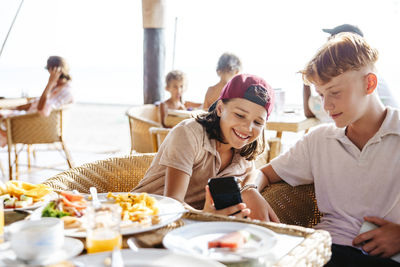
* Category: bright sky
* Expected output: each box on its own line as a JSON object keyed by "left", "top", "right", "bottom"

{"left": 1, "top": 0, "right": 399, "bottom": 105}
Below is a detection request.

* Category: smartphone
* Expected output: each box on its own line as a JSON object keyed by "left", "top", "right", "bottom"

{"left": 208, "top": 177, "right": 242, "bottom": 210}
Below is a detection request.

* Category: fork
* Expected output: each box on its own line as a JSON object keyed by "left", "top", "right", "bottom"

{"left": 111, "top": 248, "right": 124, "bottom": 267}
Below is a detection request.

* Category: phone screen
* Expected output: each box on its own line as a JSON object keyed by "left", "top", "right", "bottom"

{"left": 208, "top": 177, "right": 242, "bottom": 210}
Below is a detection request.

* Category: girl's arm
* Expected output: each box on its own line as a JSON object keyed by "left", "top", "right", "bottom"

{"left": 37, "top": 67, "right": 62, "bottom": 112}
{"left": 164, "top": 166, "right": 191, "bottom": 202}
{"left": 164, "top": 166, "right": 251, "bottom": 218}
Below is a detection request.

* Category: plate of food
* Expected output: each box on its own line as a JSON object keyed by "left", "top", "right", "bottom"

{"left": 0, "top": 181, "right": 55, "bottom": 212}
{"left": 31, "top": 191, "right": 186, "bottom": 238}
{"left": 163, "top": 221, "right": 277, "bottom": 263}
{"left": 73, "top": 248, "right": 225, "bottom": 267}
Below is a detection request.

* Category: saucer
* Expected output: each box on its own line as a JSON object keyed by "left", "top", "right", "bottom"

{"left": 0, "top": 237, "right": 83, "bottom": 266}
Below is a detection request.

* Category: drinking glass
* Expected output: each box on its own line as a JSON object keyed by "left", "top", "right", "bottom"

{"left": 86, "top": 203, "right": 122, "bottom": 253}
{"left": 273, "top": 88, "right": 285, "bottom": 115}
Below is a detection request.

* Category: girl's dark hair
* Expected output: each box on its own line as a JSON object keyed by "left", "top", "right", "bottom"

{"left": 195, "top": 99, "right": 265, "bottom": 161}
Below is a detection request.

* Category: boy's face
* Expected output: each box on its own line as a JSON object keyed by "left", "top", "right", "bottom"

{"left": 315, "top": 69, "right": 369, "bottom": 128}
{"left": 216, "top": 98, "right": 267, "bottom": 149}
{"left": 166, "top": 79, "right": 185, "bottom": 100}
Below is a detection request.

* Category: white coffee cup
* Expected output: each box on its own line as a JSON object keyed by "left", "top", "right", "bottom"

{"left": 7, "top": 217, "right": 64, "bottom": 261}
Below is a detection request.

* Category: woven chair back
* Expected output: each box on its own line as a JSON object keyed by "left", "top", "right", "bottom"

{"left": 8, "top": 110, "right": 61, "bottom": 144}
{"left": 43, "top": 153, "right": 156, "bottom": 193}
{"left": 261, "top": 182, "right": 322, "bottom": 228}
{"left": 126, "top": 105, "right": 162, "bottom": 153}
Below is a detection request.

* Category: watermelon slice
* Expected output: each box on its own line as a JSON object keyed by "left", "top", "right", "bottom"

{"left": 208, "top": 230, "right": 250, "bottom": 251}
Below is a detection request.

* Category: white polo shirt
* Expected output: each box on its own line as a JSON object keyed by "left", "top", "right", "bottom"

{"left": 271, "top": 107, "right": 400, "bottom": 246}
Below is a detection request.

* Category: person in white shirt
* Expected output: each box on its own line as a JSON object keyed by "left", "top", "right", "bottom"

{"left": 245, "top": 33, "right": 400, "bottom": 266}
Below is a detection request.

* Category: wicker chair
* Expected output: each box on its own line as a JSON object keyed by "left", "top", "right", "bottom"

{"left": 126, "top": 105, "right": 161, "bottom": 153}
{"left": 149, "top": 127, "right": 171, "bottom": 152}
{"left": 43, "top": 153, "right": 156, "bottom": 193}
{"left": 4, "top": 107, "right": 73, "bottom": 180}
{"left": 261, "top": 182, "right": 322, "bottom": 228}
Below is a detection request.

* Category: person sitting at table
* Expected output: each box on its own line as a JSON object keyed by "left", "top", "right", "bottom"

{"left": 303, "top": 24, "right": 398, "bottom": 122}
{"left": 159, "top": 70, "right": 197, "bottom": 128}
{"left": 245, "top": 33, "right": 400, "bottom": 266}
{"left": 133, "top": 74, "right": 279, "bottom": 222}
{"left": 203, "top": 52, "right": 242, "bottom": 110}
{"left": 0, "top": 56, "right": 73, "bottom": 147}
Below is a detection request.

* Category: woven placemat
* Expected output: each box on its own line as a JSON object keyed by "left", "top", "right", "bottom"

{"left": 183, "top": 210, "right": 315, "bottom": 237}
{"left": 123, "top": 219, "right": 185, "bottom": 248}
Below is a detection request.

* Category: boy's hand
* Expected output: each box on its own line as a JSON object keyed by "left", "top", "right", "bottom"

{"left": 241, "top": 188, "right": 280, "bottom": 223}
{"left": 202, "top": 185, "right": 250, "bottom": 219}
{"left": 353, "top": 216, "right": 400, "bottom": 257}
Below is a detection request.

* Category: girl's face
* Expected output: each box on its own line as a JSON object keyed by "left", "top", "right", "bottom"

{"left": 216, "top": 98, "right": 267, "bottom": 149}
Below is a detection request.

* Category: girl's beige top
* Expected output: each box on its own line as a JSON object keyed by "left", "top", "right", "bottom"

{"left": 133, "top": 119, "right": 254, "bottom": 209}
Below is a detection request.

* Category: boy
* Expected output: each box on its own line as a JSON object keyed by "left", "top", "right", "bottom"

{"left": 203, "top": 52, "right": 242, "bottom": 110}
{"left": 303, "top": 24, "right": 398, "bottom": 121}
{"left": 247, "top": 33, "right": 400, "bottom": 266}
{"left": 159, "top": 70, "right": 187, "bottom": 128}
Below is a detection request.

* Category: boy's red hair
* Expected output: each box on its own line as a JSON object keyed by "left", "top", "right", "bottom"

{"left": 301, "top": 33, "right": 379, "bottom": 85}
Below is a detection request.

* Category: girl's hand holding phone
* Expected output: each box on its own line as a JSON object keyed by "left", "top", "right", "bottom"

{"left": 203, "top": 185, "right": 250, "bottom": 219}
{"left": 241, "top": 188, "right": 280, "bottom": 222}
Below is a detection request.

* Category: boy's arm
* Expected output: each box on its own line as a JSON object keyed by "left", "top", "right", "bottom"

{"left": 159, "top": 102, "right": 168, "bottom": 128}
{"left": 353, "top": 216, "right": 400, "bottom": 258}
{"left": 238, "top": 166, "right": 283, "bottom": 222}
{"left": 246, "top": 164, "right": 283, "bottom": 190}
{"left": 202, "top": 87, "right": 213, "bottom": 110}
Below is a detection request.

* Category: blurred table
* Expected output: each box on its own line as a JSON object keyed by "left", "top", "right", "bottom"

{"left": 266, "top": 113, "right": 321, "bottom": 160}
{"left": 0, "top": 97, "right": 28, "bottom": 109}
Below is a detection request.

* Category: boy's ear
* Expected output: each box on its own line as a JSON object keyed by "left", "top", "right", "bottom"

{"left": 365, "top": 73, "right": 378, "bottom": 95}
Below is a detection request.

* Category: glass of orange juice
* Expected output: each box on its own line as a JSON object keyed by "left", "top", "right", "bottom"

{"left": 86, "top": 203, "right": 122, "bottom": 253}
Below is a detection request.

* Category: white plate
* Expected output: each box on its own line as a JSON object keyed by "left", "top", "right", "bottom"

{"left": 0, "top": 237, "right": 84, "bottom": 266}
{"left": 30, "top": 193, "right": 186, "bottom": 238}
{"left": 163, "top": 221, "right": 277, "bottom": 263}
{"left": 3, "top": 191, "right": 57, "bottom": 213}
{"left": 73, "top": 248, "right": 225, "bottom": 267}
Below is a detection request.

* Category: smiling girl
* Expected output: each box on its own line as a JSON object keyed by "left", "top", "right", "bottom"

{"left": 133, "top": 74, "right": 279, "bottom": 221}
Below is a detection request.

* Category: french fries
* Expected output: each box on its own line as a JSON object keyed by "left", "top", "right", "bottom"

{"left": 106, "top": 192, "right": 159, "bottom": 223}
{"left": 4, "top": 181, "right": 52, "bottom": 201}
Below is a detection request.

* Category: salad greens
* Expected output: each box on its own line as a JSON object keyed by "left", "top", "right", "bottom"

{"left": 42, "top": 201, "right": 70, "bottom": 218}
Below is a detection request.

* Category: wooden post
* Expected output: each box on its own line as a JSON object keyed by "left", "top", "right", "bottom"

{"left": 142, "top": 0, "right": 166, "bottom": 104}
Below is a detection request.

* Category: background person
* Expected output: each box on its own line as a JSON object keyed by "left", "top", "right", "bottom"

{"left": 203, "top": 52, "right": 242, "bottom": 110}
{"left": 0, "top": 56, "right": 73, "bottom": 147}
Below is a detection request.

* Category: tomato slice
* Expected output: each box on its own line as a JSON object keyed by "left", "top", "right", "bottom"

{"left": 60, "top": 191, "right": 84, "bottom": 202}
{"left": 61, "top": 196, "right": 87, "bottom": 210}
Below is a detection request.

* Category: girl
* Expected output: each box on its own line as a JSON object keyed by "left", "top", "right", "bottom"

{"left": 134, "top": 74, "right": 278, "bottom": 221}
{"left": 0, "top": 56, "right": 73, "bottom": 147}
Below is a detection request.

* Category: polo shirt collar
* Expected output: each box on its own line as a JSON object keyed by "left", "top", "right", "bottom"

{"left": 326, "top": 107, "right": 400, "bottom": 143}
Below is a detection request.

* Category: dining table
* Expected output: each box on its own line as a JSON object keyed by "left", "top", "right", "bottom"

{"left": 3, "top": 208, "right": 332, "bottom": 267}
{"left": 266, "top": 113, "right": 321, "bottom": 161}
